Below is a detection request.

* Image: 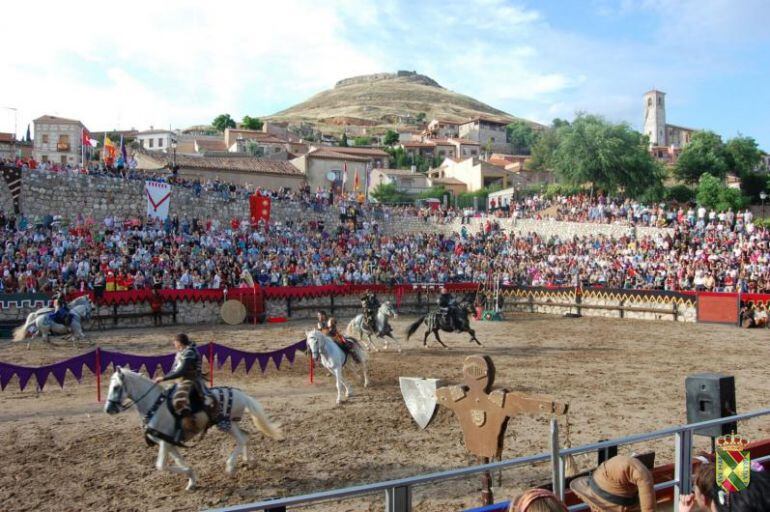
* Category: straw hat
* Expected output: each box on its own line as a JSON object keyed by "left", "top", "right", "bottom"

{"left": 220, "top": 300, "right": 247, "bottom": 325}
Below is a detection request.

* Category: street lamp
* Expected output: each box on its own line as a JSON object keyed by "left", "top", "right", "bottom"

{"left": 760, "top": 191, "right": 767, "bottom": 219}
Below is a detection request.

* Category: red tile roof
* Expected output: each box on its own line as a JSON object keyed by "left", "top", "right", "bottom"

{"left": 34, "top": 115, "right": 84, "bottom": 126}
{"left": 0, "top": 132, "right": 14, "bottom": 143}
{"left": 145, "top": 152, "right": 303, "bottom": 175}
{"left": 305, "top": 148, "right": 370, "bottom": 162}
{"left": 332, "top": 146, "right": 390, "bottom": 157}
{"left": 195, "top": 139, "right": 228, "bottom": 152}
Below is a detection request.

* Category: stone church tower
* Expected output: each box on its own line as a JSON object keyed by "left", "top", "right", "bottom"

{"left": 643, "top": 90, "right": 666, "bottom": 146}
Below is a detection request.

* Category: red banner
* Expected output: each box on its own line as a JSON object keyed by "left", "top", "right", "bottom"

{"left": 250, "top": 195, "right": 271, "bottom": 226}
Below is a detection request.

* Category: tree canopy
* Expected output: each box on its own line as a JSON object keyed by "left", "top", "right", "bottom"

{"left": 339, "top": 133, "right": 349, "bottom": 147}
{"left": 353, "top": 136, "right": 371, "bottom": 146}
{"left": 212, "top": 114, "right": 236, "bottom": 132}
{"left": 383, "top": 129, "right": 399, "bottom": 146}
{"left": 506, "top": 120, "right": 538, "bottom": 154}
{"left": 725, "top": 135, "right": 762, "bottom": 177}
{"left": 674, "top": 131, "right": 729, "bottom": 184}
{"left": 696, "top": 173, "right": 746, "bottom": 212}
{"left": 549, "top": 114, "right": 662, "bottom": 196}
{"left": 241, "top": 116, "right": 263, "bottom": 131}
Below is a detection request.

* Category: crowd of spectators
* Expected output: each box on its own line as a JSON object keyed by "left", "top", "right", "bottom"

{"left": 1, "top": 188, "right": 770, "bottom": 295}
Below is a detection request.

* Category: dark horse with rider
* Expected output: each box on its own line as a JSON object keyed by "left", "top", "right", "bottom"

{"left": 406, "top": 286, "right": 481, "bottom": 348}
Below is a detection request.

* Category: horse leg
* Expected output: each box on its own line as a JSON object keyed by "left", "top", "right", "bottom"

{"left": 387, "top": 333, "right": 402, "bottom": 353}
{"left": 467, "top": 327, "right": 482, "bottom": 346}
{"left": 434, "top": 330, "right": 448, "bottom": 349}
{"left": 422, "top": 330, "right": 431, "bottom": 349}
{"left": 359, "top": 356, "right": 369, "bottom": 388}
{"left": 226, "top": 423, "right": 248, "bottom": 475}
{"left": 333, "top": 367, "right": 346, "bottom": 405}
{"left": 166, "top": 444, "right": 197, "bottom": 490}
{"left": 156, "top": 440, "right": 169, "bottom": 471}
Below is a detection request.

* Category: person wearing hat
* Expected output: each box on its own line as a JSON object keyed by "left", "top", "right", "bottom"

{"left": 509, "top": 488, "right": 567, "bottom": 512}
{"left": 570, "top": 455, "right": 656, "bottom": 512}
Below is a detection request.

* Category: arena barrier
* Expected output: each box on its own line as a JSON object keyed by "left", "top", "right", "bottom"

{"left": 205, "top": 409, "right": 770, "bottom": 512}
{"left": 0, "top": 339, "right": 307, "bottom": 401}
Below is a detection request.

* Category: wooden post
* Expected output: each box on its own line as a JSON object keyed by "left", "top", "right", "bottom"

{"left": 619, "top": 299, "right": 625, "bottom": 319}
{"left": 480, "top": 456, "right": 493, "bottom": 506}
{"left": 330, "top": 295, "right": 335, "bottom": 315}
{"left": 95, "top": 346, "right": 102, "bottom": 403}
{"left": 309, "top": 356, "right": 314, "bottom": 384}
{"left": 209, "top": 342, "right": 214, "bottom": 388}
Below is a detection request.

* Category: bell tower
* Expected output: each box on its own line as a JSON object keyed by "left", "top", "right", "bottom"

{"left": 643, "top": 90, "right": 666, "bottom": 147}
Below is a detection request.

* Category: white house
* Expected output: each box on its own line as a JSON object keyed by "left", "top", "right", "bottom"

{"left": 136, "top": 129, "right": 175, "bottom": 151}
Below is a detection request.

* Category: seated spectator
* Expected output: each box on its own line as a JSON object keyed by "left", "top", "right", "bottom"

{"left": 570, "top": 454, "right": 656, "bottom": 511}
{"left": 509, "top": 488, "right": 567, "bottom": 511}
{"left": 680, "top": 461, "right": 770, "bottom": 512}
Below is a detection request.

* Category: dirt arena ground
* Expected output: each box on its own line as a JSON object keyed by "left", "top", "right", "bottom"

{"left": 1, "top": 313, "right": 769, "bottom": 512}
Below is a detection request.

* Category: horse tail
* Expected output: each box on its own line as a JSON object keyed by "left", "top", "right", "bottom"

{"left": 12, "top": 313, "right": 36, "bottom": 342}
{"left": 406, "top": 315, "right": 425, "bottom": 341}
{"left": 243, "top": 394, "right": 284, "bottom": 441}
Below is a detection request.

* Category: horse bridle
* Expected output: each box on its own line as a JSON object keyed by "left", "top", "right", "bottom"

{"left": 108, "top": 376, "right": 159, "bottom": 412}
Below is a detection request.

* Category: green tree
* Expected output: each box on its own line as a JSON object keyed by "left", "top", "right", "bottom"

{"left": 370, "top": 183, "right": 411, "bottom": 204}
{"left": 664, "top": 184, "right": 695, "bottom": 203}
{"left": 551, "top": 114, "right": 662, "bottom": 197}
{"left": 506, "top": 120, "right": 538, "bottom": 154}
{"left": 674, "top": 131, "right": 728, "bottom": 184}
{"left": 725, "top": 135, "right": 762, "bottom": 177}
{"left": 529, "top": 124, "right": 562, "bottom": 171}
{"left": 383, "top": 129, "right": 399, "bottom": 146}
{"left": 212, "top": 114, "right": 236, "bottom": 132}
{"left": 241, "top": 116, "right": 263, "bottom": 131}
{"left": 696, "top": 173, "right": 747, "bottom": 211}
{"left": 416, "top": 112, "right": 427, "bottom": 124}
{"left": 739, "top": 172, "right": 768, "bottom": 202}
{"left": 353, "top": 136, "right": 371, "bottom": 146}
{"left": 340, "top": 133, "right": 349, "bottom": 147}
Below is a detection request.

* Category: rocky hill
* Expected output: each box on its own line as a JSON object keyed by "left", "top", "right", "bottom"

{"left": 266, "top": 71, "right": 536, "bottom": 131}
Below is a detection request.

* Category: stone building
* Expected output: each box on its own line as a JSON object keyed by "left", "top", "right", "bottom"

{"left": 32, "top": 115, "right": 88, "bottom": 166}
{"left": 369, "top": 168, "right": 430, "bottom": 195}
{"left": 291, "top": 147, "right": 372, "bottom": 193}
{"left": 643, "top": 90, "right": 695, "bottom": 164}
{"left": 136, "top": 129, "right": 175, "bottom": 151}
{"left": 425, "top": 119, "right": 461, "bottom": 139}
{"left": 134, "top": 151, "right": 305, "bottom": 189}
{"left": 458, "top": 117, "right": 509, "bottom": 153}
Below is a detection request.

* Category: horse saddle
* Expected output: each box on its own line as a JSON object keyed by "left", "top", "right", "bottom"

{"left": 165, "top": 384, "right": 221, "bottom": 444}
{"left": 47, "top": 309, "right": 73, "bottom": 326}
{"left": 335, "top": 336, "right": 361, "bottom": 364}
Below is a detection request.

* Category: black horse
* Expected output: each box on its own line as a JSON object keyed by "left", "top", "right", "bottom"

{"left": 406, "top": 294, "right": 481, "bottom": 348}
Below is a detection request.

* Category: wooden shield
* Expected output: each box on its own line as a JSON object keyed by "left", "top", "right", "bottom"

{"left": 221, "top": 300, "right": 247, "bottom": 325}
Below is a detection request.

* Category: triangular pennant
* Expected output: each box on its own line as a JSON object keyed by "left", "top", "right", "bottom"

{"left": 257, "top": 354, "right": 270, "bottom": 373}
{"left": 243, "top": 353, "right": 258, "bottom": 374}
{"left": 230, "top": 351, "right": 244, "bottom": 372}
{"left": 84, "top": 350, "right": 98, "bottom": 375}
{"left": 51, "top": 365, "right": 69, "bottom": 388}
{"left": 34, "top": 368, "right": 52, "bottom": 391}
{"left": 18, "top": 370, "right": 33, "bottom": 391}
{"left": 159, "top": 356, "right": 175, "bottom": 375}
{"left": 70, "top": 361, "right": 84, "bottom": 382}
{"left": 1, "top": 368, "right": 16, "bottom": 390}
{"left": 197, "top": 343, "right": 211, "bottom": 362}
{"left": 284, "top": 346, "right": 297, "bottom": 365}
{"left": 271, "top": 351, "right": 284, "bottom": 371}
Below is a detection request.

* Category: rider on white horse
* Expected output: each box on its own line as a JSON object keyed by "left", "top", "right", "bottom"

{"left": 153, "top": 334, "right": 213, "bottom": 443}
{"left": 49, "top": 292, "right": 72, "bottom": 326}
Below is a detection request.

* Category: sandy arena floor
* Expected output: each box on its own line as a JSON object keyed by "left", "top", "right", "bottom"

{"left": 1, "top": 313, "right": 769, "bottom": 512}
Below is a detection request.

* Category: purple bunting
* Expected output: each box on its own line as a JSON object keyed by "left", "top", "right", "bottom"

{"left": 0, "top": 339, "right": 310, "bottom": 392}
{"left": 243, "top": 353, "right": 258, "bottom": 373}
{"left": 271, "top": 351, "right": 284, "bottom": 370}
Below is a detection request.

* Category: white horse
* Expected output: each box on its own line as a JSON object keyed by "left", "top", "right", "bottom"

{"left": 105, "top": 367, "right": 283, "bottom": 491}
{"left": 346, "top": 301, "right": 401, "bottom": 352}
{"left": 306, "top": 329, "right": 369, "bottom": 405}
{"left": 13, "top": 295, "right": 94, "bottom": 348}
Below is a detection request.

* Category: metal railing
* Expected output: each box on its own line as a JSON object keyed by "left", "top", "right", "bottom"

{"left": 206, "top": 407, "right": 770, "bottom": 512}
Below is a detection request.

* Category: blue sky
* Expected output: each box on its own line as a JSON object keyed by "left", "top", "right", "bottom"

{"left": 3, "top": 0, "right": 769, "bottom": 149}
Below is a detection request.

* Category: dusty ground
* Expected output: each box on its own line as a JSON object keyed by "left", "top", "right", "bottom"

{"left": 1, "top": 314, "right": 769, "bottom": 512}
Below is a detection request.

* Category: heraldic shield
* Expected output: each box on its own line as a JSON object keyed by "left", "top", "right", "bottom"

{"left": 399, "top": 377, "right": 442, "bottom": 429}
{"left": 716, "top": 434, "right": 751, "bottom": 493}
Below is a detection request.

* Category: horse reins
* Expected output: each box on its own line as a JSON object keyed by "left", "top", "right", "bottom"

{"left": 109, "top": 381, "right": 159, "bottom": 412}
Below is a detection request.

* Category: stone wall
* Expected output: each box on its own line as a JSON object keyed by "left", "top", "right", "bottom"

{"left": 499, "top": 289, "right": 696, "bottom": 323}
{"left": 10, "top": 170, "right": 343, "bottom": 227}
